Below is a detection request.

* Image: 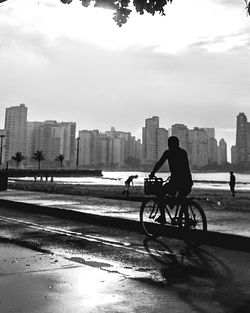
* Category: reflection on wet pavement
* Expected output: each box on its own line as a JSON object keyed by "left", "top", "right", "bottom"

{"left": 2, "top": 189, "right": 250, "bottom": 238}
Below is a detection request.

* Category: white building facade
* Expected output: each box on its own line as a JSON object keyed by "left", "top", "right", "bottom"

{"left": 4, "top": 104, "right": 27, "bottom": 162}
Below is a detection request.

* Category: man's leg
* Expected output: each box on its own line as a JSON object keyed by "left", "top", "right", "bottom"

{"left": 231, "top": 185, "right": 235, "bottom": 197}
{"left": 155, "top": 182, "right": 176, "bottom": 224}
{"left": 123, "top": 183, "right": 129, "bottom": 196}
{"left": 178, "top": 186, "right": 192, "bottom": 227}
{"left": 127, "top": 185, "right": 130, "bottom": 196}
{"left": 155, "top": 195, "right": 166, "bottom": 224}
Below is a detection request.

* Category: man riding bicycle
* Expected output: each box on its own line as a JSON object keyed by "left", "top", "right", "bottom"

{"left": 149, "top": 136, "right": 193, "bottom": 223}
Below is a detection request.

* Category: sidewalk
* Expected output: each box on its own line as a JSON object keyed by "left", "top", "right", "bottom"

{"left": 1, "top": 189, "right": 250, "bottom": 251}
{"left": 0, "top": 240, "right": 197, "bottom": 313}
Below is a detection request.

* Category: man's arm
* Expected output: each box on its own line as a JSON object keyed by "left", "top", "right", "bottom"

{"left": 150, "top": 151, "right": 168, "bottom": 177}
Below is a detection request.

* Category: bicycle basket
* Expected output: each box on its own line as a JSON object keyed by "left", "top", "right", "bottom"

{"left": 144, "top": 178, "right": 163, "bottom": 195}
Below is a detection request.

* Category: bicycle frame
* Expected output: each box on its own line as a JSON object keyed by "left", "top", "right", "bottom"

{"left": 165, "top": 197, "right": 182, "bottom": 225}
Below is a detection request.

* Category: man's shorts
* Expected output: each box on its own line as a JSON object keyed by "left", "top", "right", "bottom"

{"left": 161, "top": 179, "right": 192, "bottom": 198}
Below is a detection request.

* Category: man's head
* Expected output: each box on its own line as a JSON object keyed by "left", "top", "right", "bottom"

{"left": 230, "top": 171, "right": 234, "bottom": 175}
{"left": 168, "top": 136, "right": 179, "bottom": 150}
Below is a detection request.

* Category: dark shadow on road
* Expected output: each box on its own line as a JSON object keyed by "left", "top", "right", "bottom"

{"left": 141, "top": 237, "right": 250, "bottom": 313}
{"left": 143, "top": 237, "right": 231, "bottom": 286}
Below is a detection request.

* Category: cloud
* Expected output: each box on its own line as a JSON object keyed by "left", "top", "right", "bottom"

{"left": 214, "top": 0, "right": 245, "bottom": 8}
{"left": 0, "top": 27, "right": 250, "bottom": 132}
{"left": 188, "top": 28, "right": 250, "bottom": 52}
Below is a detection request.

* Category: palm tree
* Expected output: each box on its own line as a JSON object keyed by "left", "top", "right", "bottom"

{"left": 11, "top": 152, "right": 25, "bottom": 168}
{"left": 55, "top": 154, "right": 64, "bottom": 170}
{"left": 32, "top": 150, "right": 45, "bottom": 170}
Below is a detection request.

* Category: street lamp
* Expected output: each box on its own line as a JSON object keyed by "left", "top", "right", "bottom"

{"left": 0, "top": 134, "right": 5, "bottom": 166}
{"left": 76, "top": 137, "right": 80, "bottom": 170}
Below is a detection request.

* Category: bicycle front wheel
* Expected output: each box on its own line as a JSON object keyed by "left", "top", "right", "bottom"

{"left": 140, "top": 198, "right": 162, "bottom": 237}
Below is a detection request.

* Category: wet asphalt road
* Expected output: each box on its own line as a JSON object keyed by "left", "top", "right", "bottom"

{"left": 0, "top": 204, "right": 250, "bottom": 313}
{"left": 0, "top": 204, "right": 170, "bottom": 281}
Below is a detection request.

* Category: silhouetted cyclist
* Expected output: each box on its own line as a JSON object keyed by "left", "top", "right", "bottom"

{"left": 149, "top": 136, "right": 193, "bottom": 223}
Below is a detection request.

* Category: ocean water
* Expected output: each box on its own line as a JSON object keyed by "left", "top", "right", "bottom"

{"left": 25, "top": 171, "right": 250, "bottom": 191}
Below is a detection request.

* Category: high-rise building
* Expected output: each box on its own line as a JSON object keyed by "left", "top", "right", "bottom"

{"left": 26, "top": 120, "right": 76, "bottom": 165}
{"left": 157, "top": 128, "right": 168, "bottom": 158}
{"left": 188, "top": 127, "right": 209, "bottom": 168}
{"left": 91, "top": 130, "right": 100, "bottom": 167}
{"left": 208, "top": 137, "right": 218, "bottom": 164}
{"left": 110, "top": 137, "right": 125, "bottom": 167}
{"left": 235, "top": 113, "right": 250, "bottom": 163}
{"left": 218, "top": 139, "right": 227, "bottom": 165}
{"left": 59, "top": 122, "right": 76, "bottom": 164}
{"left": 231, "top": 145, "right": 238, "bottom": 164}
{"left": 98, "top": 134, "right": 109, "bottom": 166}
{"left": 127, "top": 135, "right": 136, "bottom": 161}
{"left": 142, "top": 116, "right": 168, "bottom": 166}
{"left": 135, "top": 138, "right": 142, "bottom": 161}
{"left": 26, "top": 121, "right": 43, "bottom": 160}
{"left": 202, "top": 128, "right": 218, "bottom": 164}
{"left": 106, "top": 127, "right": 128, "bottom": 167}
{"left": 172, "top": 124, "right": 189, "bottom": 150}
{"left": 202, "top": 128, "right": 215, "bottom": 139}
{"left": 33, "top": 120, "right": 57, "bottom": 160}
{"left": 78, "top": 130, "right": 93, "bottom": 166}
{"left": 77, "top": 127, "right": 142, "bottom": 168}
{"left": 78, "top": 129, "right": 100, "bottom": 167}
{"left": 142, "top": 116, "right": 159, "bottom": 165}
{"left": 0, "top": 129, "right": 6, "bottom": 166}
{"left": 4, "top": 104, "right": 27, "bottom": 161}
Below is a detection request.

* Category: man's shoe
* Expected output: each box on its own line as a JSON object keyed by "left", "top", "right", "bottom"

{"left": 155, "top": 215, "right": 166, "bottom": 224}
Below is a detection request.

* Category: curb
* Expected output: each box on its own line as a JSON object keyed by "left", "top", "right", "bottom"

{"left": 0, "top": 198, "right": 250, "bottom": 253}
{"left": 0, "top": 199, "right": 140, "bottom": 232}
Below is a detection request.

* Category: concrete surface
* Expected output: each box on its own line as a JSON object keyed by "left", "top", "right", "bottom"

{"left": 0, "top": 240, "right": 203, "bottom": 313}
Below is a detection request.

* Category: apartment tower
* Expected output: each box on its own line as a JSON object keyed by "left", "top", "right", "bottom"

{"left": 218, "top": 139, "right": 227, "bottom": 165}
{"left": 236, "top": 113, "right": 250, "bottom": 163}
{"left": 4, "top": 104, "right": 27, "bottom": 162}
{"left": 142, "top": 116, "right": 159, "bottom": 165}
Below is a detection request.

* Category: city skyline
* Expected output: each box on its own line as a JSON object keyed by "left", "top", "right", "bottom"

{"left": 5, "top": 104, "right": 250, "bottom": 169}
{"left": 1, "top": 104, "right": 231, "bottom": 169}
{"left": 0, "top": 103, "right": 237, "bottom": 164}
{"left": 1, "top": 102, "right": 231, "bottom": 143}
{"left": 0, "top": 101, "right": 240, "bottom": 155}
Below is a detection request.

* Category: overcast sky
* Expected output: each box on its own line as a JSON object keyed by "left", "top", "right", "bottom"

{"left": 0, "top": 0, "right": 250, "bottom": 158}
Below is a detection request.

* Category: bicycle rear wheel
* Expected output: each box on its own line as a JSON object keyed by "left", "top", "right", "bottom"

{"left": 140, "top": 198, "right": 162, "bottom": 237}
{"left": 179, "top": 199, "right": 207, "bottom": 246}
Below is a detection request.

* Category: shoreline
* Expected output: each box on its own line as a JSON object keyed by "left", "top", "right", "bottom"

{"left": 7, "top": 180, "right": 250, "bottom": 213}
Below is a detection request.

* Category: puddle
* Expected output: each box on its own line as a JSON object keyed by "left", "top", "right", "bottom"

{"left": 69, "top": 256, "right": 112, "bottom": 268}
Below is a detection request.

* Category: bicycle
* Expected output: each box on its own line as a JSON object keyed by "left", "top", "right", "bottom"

{"left": 140, "top": 177, "right": 207, "bottom": 245}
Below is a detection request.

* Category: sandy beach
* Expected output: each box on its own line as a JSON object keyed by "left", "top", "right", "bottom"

{"left": 8, "top": 180, "right": 250, "bottom": 213}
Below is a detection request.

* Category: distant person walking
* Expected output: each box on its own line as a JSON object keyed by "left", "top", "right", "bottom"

{"left": 123, "top": 175, "right": 138, "bottom": 197}
{"left": 229, "top": 171, "right": 236, "bottom": 197}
